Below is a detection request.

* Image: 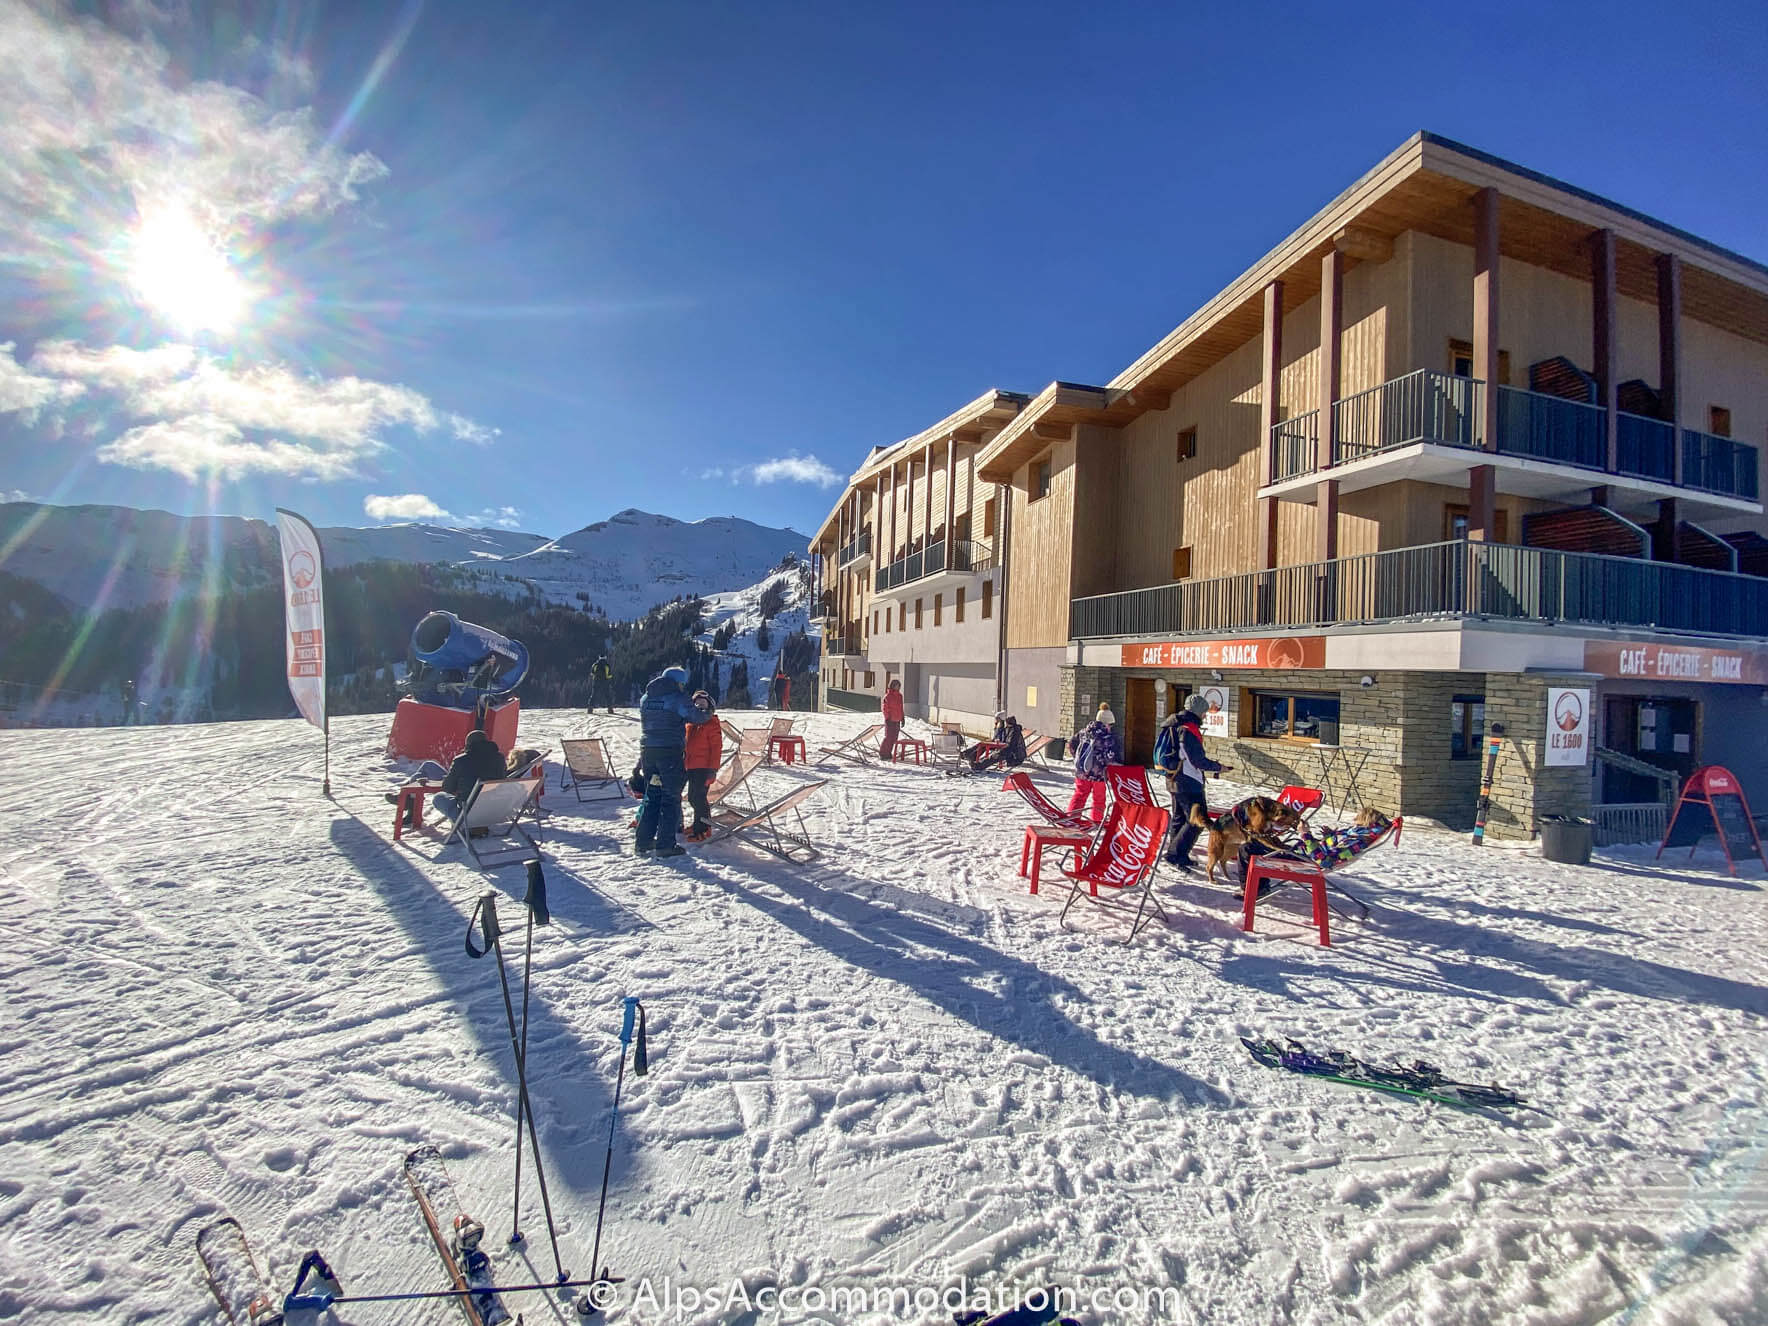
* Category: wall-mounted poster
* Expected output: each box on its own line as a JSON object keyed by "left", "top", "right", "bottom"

{"left": 1200, "top": 684, "right": 1229, "bottom": 737}
{"left": 1545, "top": 688, "right": 1590, "bottom": 767}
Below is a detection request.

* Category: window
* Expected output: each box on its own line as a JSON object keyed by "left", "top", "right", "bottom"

{"left": 1176, "top": 427, "right": 1197, "bottom": 462}
{"left": 982, "top": 580, "right": 994, "bottom": 619}
{"left": 1448, "top": 338, "right": 1512, "bottom": 385}
{"left": 933, "top": 593, "right": 943, "bottom": 626}
{"left": 982, "top": 498, "right": 997, "bottom": 538}
{"left": 1444, "top": 503, "right": 1508, "bottom": 542}
{"left": 864, "top": 671, "right": 875, "bottom": 689}
{"left": 1710, "top": 406, "right": 1732, "bottom": 438}
{"left": 955, "top": 587, "right": 966, "bottom": 622}
{"left": 1031, "top": 459, "right": 1052, "bottom": 501}
{"left": 898, "top": 602, "right": 906, "bottom": 631}
{"left": 872, "top": 608, "right": 878, "bottom": 634}
{"left": 1172, "top": 546, "right": 1192, "bottom": 580}
{"left": 914, "top": 598, "right": 923, "bottom": 629}
{"left": 1450, "top": 694, "right": 1485, "bottom": 759}
{"left": 1244, "top": 690, "right": 1340, "bottom": 744}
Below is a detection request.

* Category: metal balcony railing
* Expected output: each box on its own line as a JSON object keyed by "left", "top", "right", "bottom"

{"left": 812, "top": 591, "right": 837, "bottom": 619}
{"left": 1683, "top": 429, "right": 1760, "bottom": 500}
{"left": 873, "top": 537, "right": 993, "bottom": 591}
{"left": 1071, "top": 538, "right": 1768, "bottom": 641}
{"left": 1268, "top": 369, "right": 1759, "bottom": 504}
{"left": 838, "top": 528, "right": 872, "bottom": 566}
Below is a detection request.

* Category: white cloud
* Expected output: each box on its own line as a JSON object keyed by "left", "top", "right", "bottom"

{"left": 99, "top": 415, "right": 365, "bottom": 480}
{"left": 364, "top": 492, "right": 449, "bottom": 522}
{"left": 0, "top": 341, "right": 83, "bottom": 415}
{"left": 364, "top": 495, "right": 525, "bottom": 529}
{"left": 30, "top": 340, "right": 197, "bottom": 387}
{"left": 0, "top": 3, "right": 386, "bottom": 262}
{"left": 748, "top": 454, "right": 842, "bottom": 487}
{"left": 2, "top": 488, "right": 30, "bottom": 503}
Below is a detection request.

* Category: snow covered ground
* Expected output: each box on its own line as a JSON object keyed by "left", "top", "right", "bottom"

{"left": 2, "top": 709, "right": 1766, "bottom": 1325}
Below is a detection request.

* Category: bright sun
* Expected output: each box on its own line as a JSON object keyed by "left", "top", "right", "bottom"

{"left": 128, "top": 208, "right": 250, "bottom": 334}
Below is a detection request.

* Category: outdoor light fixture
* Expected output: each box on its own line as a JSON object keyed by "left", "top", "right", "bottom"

{"left": 1211, "top": 669, "right": 1223, "bottom": 682}
{"left": 1359, "top": 675, "right": 1375, "bottom": 687}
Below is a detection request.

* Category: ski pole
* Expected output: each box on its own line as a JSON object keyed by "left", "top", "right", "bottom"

{"left": 466, "top": 892, "right": 568, "bottom": 1282}
{"left": 588, "top": 996, "right": 648, "bottom": 1284}
{"left": 509, "top": 860, "right": 551, "bottom": 1248}
{"left": 286, "top": 1275, "right": 618, "bottom": 1313}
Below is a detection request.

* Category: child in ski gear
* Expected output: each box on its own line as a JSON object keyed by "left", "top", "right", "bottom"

{"left": 1288, "top": 809, "right": 1393, "bottom": 868}
{"left": 880, "top": 678, "right": 904, "bottom": 760}
{"left": 589, "top": 655, "right": 615, "bottom": 714}
{"left": 1067, "top": 704, "right": 1119, "bottom": 824}
{"left": 635, "top": 666, "right": 716, "bottom": 857}
{"left": 1160, "top": 693, "right": 1227, "bottom": 870}
{"left": 683, "top": 690, "right": 722, "bottom": 840}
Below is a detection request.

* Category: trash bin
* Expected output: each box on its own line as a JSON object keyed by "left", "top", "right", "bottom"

{"left": 1046, "top": 736, "right": 1067, "bottom": 761}
{"left": 1539, "top": 815, "right": 1593, "bottom": 865}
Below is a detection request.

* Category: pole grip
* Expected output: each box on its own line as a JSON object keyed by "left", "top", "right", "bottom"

{"left": 465, "top": 892, "right": 500, "bottom": 958}
{"left": 619, "top": 996, "right": 637, "bottom": 1045}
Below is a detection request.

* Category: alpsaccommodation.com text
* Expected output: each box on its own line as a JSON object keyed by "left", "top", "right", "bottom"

{"left": 582, "top": 1276, "right": 1185, "bottom": 1321}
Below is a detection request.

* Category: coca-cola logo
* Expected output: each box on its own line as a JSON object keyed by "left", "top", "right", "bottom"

{"left": 287, "top": 550, "right": 316, "bottom": 589}
{"left": 1554, "top": 690, "right": 1583, "bottom": 732}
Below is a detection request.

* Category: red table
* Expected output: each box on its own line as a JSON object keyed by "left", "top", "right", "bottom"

{"left": 891, "top": 736, "right": 929, "bottom": 764}
{"left": 393, "top": 781, "right": 444, "bottom": 841}
{"left": 1020, "top": 824, "right": 1094, "bottom": 894}
{"left": 1243, "top": 859, "right": 1331, "bottom": 946}
{"left": 770, "top": 734, "right": 807, "bottom": 765}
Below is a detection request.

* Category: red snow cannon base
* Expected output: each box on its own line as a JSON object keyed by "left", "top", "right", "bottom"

{"left": 386, "top": 696, "right": 521, "bottom": 765}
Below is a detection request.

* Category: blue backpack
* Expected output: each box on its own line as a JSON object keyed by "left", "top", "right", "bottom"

{"left": 1153, "top": 722, "right": 1178, "bottom": 773}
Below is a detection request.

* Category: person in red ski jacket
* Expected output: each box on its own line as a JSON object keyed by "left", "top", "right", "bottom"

{"left": 683, "top": 691, "right": 723, "bottom": 841}
{"left": 880, "top": 678, "right": 905, "bottom": 760}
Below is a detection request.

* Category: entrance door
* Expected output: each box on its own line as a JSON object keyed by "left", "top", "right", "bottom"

{"left": 1601, "top": 694, "right": 1698, "bottom": 800}
{"left": 1124, "top": 678, "right": 1157, "bottom": 766}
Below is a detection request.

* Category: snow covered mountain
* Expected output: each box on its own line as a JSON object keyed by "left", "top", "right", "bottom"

{"left": 498, "top": 509, "right": 806, "bottom": 620}
{"left": 0, "top": 500, "right": 804, "bottom": 619}
{"left": 692, "top": 558, "right": 818, "bottom": 705}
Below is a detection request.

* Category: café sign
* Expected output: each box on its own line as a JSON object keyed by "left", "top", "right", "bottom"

{"left": 1584, "top": 641, "right": 1768, "bottom": 686}
{"left": 1119, "top": 635, "right": 1326, "bottom": 670}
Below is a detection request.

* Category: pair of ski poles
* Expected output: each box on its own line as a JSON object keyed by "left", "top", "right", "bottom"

{"left": 466, "top": 864, "right": 649, "bottom": 1299}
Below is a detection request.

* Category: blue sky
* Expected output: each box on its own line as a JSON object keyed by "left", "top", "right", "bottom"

{"left": 1, "top": 0, "right": 1765, "bottom": 539}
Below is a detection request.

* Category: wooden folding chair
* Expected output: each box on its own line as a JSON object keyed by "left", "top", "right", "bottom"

{"left": 446, "top": 775, "right": 544, "bottom": 869}
{"left": 816, "top": 723, "right": 884, "bottom": 766}
{"left": 1059, "top": 798, "right": 1171, "bottom": 942}
{"left": 709, "top": 781, "right": 827, "bottom": 862}
{"left": 706, "top": 750, "right": 765, "bottom": 811}
{"left": 559, "top": 737, "right": 622, "bottom": 801}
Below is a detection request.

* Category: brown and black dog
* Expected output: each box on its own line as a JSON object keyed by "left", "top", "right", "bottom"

{"left": 1188, "top": 796, "right": 1303, "bottom": 884}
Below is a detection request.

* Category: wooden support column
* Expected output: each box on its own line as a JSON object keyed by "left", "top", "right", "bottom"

{"left": 944, "top": 438, "right": 956, "bottom": 549}
{"left": 1469, "top": 187, "right": 1501, "bottom": 541}
{"left": 1658, "top": 252, "right": 1683, "bottom": 486}
{"left": 1317, "top": 248, "right": 1343, "bottom": 562}
{"left": 1591, "top": 228, "right": 1619, "bottom": 474}
{"left": 922, "top": 444, "right": 934, "bottom": 545}
{"left": 888, "top": 463, "right": 899, "bottom": 564}
{"left": 1258, "top": 278, "right": 1284, "bottom": 569}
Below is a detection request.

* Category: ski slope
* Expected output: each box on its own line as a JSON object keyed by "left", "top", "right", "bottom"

{"left": 1, "top": 710, "right": 1766, "bottom": 1324}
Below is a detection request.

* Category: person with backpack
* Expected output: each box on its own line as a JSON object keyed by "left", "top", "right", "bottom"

{"left": 589, "top": 655, "right": 615, "bottom": 714}
{"left": 1067, "top": 704, "right": 1119, "bottom": 824}
{"left": 1157, "top": 693, "right": 1232, "bottom": 871}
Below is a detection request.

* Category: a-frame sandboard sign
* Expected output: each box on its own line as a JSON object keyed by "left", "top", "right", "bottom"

{"left": 1656, "top": 765, "right": 1767, "bottom": 876}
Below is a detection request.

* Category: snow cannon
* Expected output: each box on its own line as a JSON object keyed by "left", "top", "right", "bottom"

{"left": 385, "top": 611, "right": 528, "bottom": 764}
{"left": 410, "top": 611, "right": 530, "bottom": 699}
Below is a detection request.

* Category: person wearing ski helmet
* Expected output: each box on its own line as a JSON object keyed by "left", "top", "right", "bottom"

{"left": 635, "top": 665, "right": 715, "bottom": 857}
{"left": 1159, "top": 692, "right": 1230, "bottom": 871}
{"left": 682, "top": 690, "right": 723, "bottom": 841}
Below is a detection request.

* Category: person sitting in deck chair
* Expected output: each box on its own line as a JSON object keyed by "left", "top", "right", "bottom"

{"left": 390, "top": 729, "right": 509, "bottom": 824}
{"left": 1234, "top": 808, "right": 1391, "bottom": 896}
{"left": 965, "top": 714, "right": 1026, "bottom": 773}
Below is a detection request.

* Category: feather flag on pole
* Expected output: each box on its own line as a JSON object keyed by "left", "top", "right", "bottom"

{"left": 276, "top": 508, "right": 330, "bottom": 794}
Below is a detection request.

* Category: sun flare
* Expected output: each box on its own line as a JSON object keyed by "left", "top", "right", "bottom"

{"left": 128, "top": 208, "right": 250, "bottom": 334}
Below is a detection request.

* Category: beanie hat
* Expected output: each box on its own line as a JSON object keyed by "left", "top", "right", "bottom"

{"left": 1185, "top": 693, "right": 1210, "bottom": 718}
{"left": 1096, "top": 704, "right": 1115, "bottom": 725}
{"left": 465, "top": 729, "right": 491, "bottom": 748}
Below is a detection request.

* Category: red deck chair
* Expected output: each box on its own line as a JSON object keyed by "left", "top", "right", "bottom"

{"left": 1001, "top": 772, "right": 1096, "bottom": 831}
{"left": 1106, "top": 763, "right": 1154, "bottom": 806}
{"left": 1277, "top": 785, "right": 1325, "bottom": 822}
{"left": 1059, "top": 798, "right": 1171, "bottom": 942}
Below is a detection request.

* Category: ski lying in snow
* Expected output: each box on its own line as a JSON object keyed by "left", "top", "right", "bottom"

{"left": 196, "top": 1216, "right": 283, "bottom": 1326}
{"left": 404, "top": 1145, "right": 512, "bottom": 1326}
{"left": 955, "top": 1287, "right": 1080, "bottom": 1326}
{"left": 1243, "top": 1038, "right": 1529, "bottom": 1111}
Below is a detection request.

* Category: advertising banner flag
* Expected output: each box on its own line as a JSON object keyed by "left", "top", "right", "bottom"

{"left": 276, "top": 509, "right": 328, "bottom": 736}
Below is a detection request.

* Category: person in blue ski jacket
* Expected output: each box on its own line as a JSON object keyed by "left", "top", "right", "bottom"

{"left": 1156, "top": 694, "right": 1232, "bottom": 871}
{"left": 635, "top": 665, "right": 716, "bottom": 857}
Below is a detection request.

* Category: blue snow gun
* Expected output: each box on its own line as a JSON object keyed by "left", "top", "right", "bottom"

{"left": 405, "top": 611, "right": 530, "bottom": 710}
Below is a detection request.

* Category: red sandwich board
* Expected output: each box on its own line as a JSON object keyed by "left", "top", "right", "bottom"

{"left": 1656, "top": 765, "right": 1767, "bottom": 876}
